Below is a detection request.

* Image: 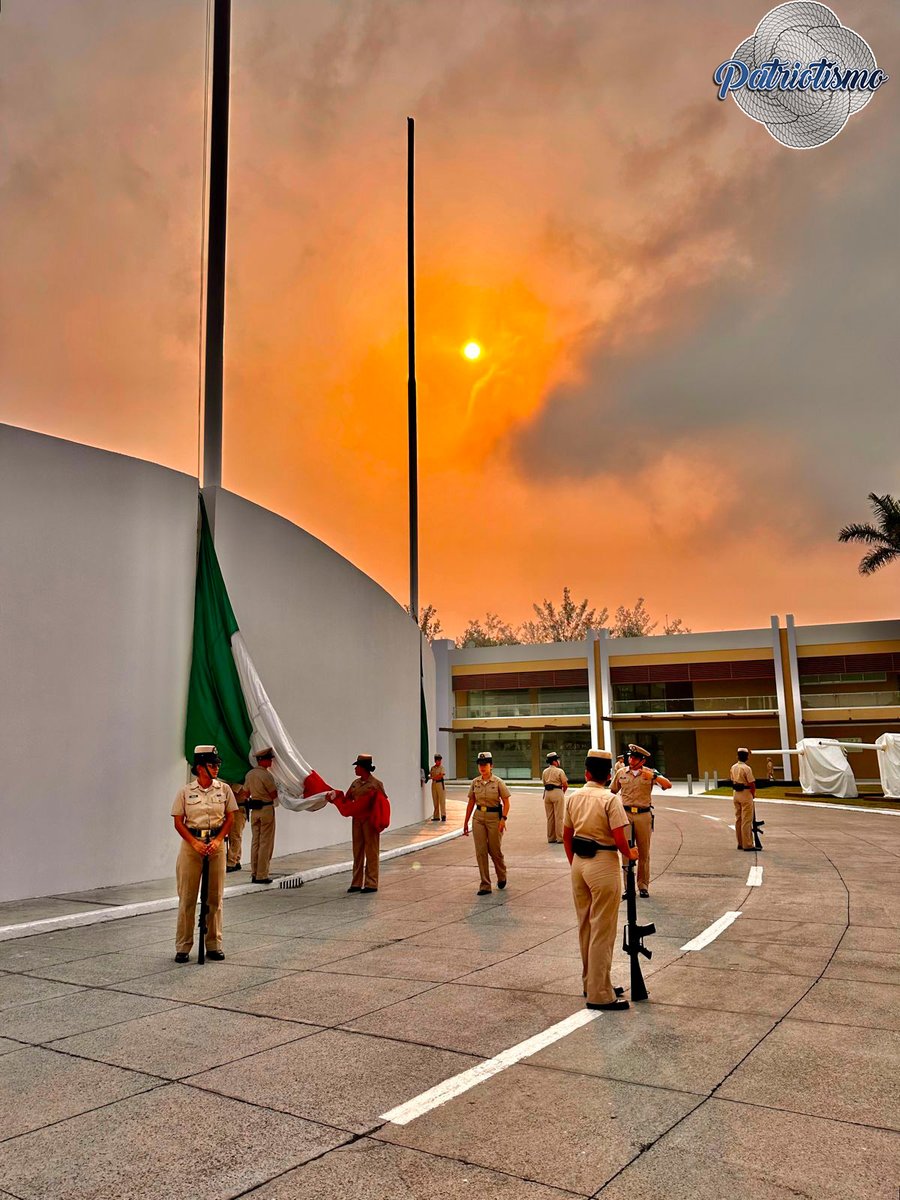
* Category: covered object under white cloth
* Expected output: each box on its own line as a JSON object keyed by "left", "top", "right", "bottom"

{"left": 876, "top": 733, "right": 900, "bottom": 798}
{"left": 798, "top": 738, "right": 858, "bottom": 799}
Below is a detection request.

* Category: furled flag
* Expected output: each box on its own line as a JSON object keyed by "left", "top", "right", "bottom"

{"left": 184, "top": 496, "right": 335, "bottom": 810}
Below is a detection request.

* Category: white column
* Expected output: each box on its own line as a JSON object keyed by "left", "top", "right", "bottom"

{"left": 785, "top": 613, "right": 805, "bottom": 745}
{"left": 597, "top": 629, "right": 614, "bottom": 751}
{"left": 770, "top": 615, "right": 793, "bottom": 780}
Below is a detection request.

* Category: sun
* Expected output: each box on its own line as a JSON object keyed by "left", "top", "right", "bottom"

{"left": 462, "top": 341, "right": 482, "bottom": 361}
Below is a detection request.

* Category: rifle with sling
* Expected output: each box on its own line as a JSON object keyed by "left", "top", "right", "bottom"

{"left": 197, "top": 836, "right": 211, "bottom": 966}
{"left": 622, "top": 823, "right": 655, "bottom": 1001}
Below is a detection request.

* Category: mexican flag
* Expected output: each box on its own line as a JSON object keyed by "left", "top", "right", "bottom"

{"left": 183, "top": 497, "right": 335, "bottom": 810}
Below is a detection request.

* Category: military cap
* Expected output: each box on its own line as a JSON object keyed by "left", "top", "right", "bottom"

{"left": 352, "top": 753, "right": 375, "bottom": 770}
{"left": 191, "top": 745, "right": 222, "bottom": 776}
{"left": 255, "top": 747, "right": 275, "bottom": 761}
{"left": 476, "top": 751, "right": 493, "bottom": 764}
{"left": 434, "top": 753, "right": 443, "bottom": 761}
{"left": 586, "top": 749, "right": 612, "bottom": 765}
{"left": 627, "top": 744, "right": 651, "bottom": 759}
{"left": 737, "top": 747, "right": 750, "bottom": 755}
{"left": 545, "top": 751, "right": 560, "bottom": 762}
{"left": 193, "top": 745, "right": 218, "bottom": 757}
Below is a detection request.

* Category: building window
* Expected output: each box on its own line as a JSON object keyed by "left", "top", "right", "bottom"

{"left": 800, "top": 672, "right": 887, "bottom": 685}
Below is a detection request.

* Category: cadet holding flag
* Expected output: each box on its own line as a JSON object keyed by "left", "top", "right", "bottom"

{"left": 611, "top": 744, "right": 671, "bottom": 898}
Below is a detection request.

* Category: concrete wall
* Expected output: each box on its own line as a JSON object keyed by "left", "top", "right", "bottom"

{"left": 0, "top": 427, "right": 431, "bottom": 901}
{"left": 0, "top": 425, "right": 198, "bottom": 901}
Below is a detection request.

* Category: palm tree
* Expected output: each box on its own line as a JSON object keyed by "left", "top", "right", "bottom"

{"left": 838, "top": 493, "right": 900, "bottom": 575}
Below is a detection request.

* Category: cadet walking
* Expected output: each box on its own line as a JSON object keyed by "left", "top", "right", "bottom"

{"left": 730, "top": 747, "right": 757, "bottom": 851}
{"left": 330, "top": 753, "right": 388, "bottom": 892}
{"left": 611, "top": 744, "right": 671, "bottom": 898}
{"left": 429, "top": 753, "right": 447, "bottom": 822}
{"left": 244, "top": 747, "right": 279, "bottom": 883}
{"left": 463, "top": 751, "right": 510, "bottom": 895}
{"left": 542, "top": 751, "right": 568, "bottom": 843}
{"left": 171, "top": 745, "right": 237, "bottom": 962}
{"left": 563, "top": 749, "right": 636, "bottom": 1010}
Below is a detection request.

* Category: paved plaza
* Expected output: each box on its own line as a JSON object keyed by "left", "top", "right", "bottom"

{"left": 0, "top": 787, "right": 898, "bottom": 1199}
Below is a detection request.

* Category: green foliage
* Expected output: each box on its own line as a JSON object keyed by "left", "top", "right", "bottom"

{"left": 838, "top": 493, "right": 900, "bottom": 575}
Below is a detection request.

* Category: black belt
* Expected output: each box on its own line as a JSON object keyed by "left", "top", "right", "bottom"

{"left": 544, "top": 785, "right": 563, "bottom": 791}
{"left": 187, "top": 824, "right": 224, "bottom": 840}
{"left": 572, "top": 835, "right": 618, "bottom": 858}
{"left": 246, "top": 800, "right": 274, "bottom": 810}
{"left": 476, "top": 805, "right": 503, "bottom": 814}
{"left": 626, "top": 806, "right": 651, "bottom": 814}
{"left": 732, "top": 782, "right": 748, "bottom": 792}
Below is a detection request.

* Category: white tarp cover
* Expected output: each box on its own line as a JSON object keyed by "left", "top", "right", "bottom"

{"left": 876, "top": 733, "right": 900, "bottom": 798}
{"left": 231, "top": 633, "right": 333, "bottom": 812}
{"left": 798, "top": 738, "right": 858, "bottom": 799}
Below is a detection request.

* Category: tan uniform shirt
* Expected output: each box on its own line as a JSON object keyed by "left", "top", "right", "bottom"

{"left": 244, "top": 766, "right": 278, "bottom": 803}
{"left": 564, "top": 782, "right": 629, "bottom": 846}
{"left": 730, "top": 762, "right": 755, "bottom": 790}
{"left": 542, "top": 765, "right": 568, "bottom": 790}
{"left": 610, "top": 767, "right": 655, "bottom": 808}
{"left": 429, "top": 765, "right": 445, "bottom": 783}
{"left": 468, "top": 774, "right": 511, "bottom": 808}
{"left": 171, "top": 778, "right": 238, "bottom": 830}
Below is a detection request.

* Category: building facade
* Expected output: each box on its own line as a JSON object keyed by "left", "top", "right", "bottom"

{"left": 432, "top": 616, "right": 900, "bottom": 782}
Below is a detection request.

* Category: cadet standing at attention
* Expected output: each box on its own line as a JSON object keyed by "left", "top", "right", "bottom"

{"left": 463, "top": 751, "right": 510, "bottom": 895}
{"left": 542, "top": 751, "right": 568, "bottom": 843}
{"left": 563, "top": 749, "right": 636, "bottom": 1010}
{"left": 611, "top": 743, "right": 672, "bottom": 898}
{"left": 171, "top": 746, "right": 237, "bottom": 963}
{"left": 330, "top": 753, "right": 388, "bottom": 893}
{"left": 429, "top": 753, "right": 447, "bottom": 822}
{"left": 244, "top": 747, "right": 279, "bottom": 884}
{"left": 730, "top": 747, "right": 757, "bottom": 851}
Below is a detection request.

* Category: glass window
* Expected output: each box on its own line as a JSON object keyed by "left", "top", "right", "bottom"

{"left": 467, "top": 733, "right": 532, "bottom": 779}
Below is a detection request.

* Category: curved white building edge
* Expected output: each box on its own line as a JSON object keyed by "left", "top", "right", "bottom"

{"left": 0, "top": 424, "right": 433, "bottom": 902}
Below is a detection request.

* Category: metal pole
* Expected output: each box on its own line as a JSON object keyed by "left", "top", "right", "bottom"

{"left": 202, "top": 0, "right": 232, "bottom": 490}
{"left": 687, "top": 773, "right": 693, "bottom": 795}
{"left": 407, "top": 116, "right": 419, "bottom": 619}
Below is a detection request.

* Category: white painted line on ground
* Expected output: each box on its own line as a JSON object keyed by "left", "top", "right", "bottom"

{"left": 0, "top": 827, "right": 464, "bottom": 942}
{"left": 381, "top": 1008, "right": 601, "bottom": 1126}
{"left": 728, "top": 824, "right": 735, "bottom": 831}
{"left": 701, "top": 814, "right": 722, "bottom": 822}
{"left": 659, "top": 807, "right": 690, "bottom": 814}
{"left": 681, "top": 911, "right": 742, "bottom": 951}
{"left": 746, "top": 865, "right": 764, "bottom": 887}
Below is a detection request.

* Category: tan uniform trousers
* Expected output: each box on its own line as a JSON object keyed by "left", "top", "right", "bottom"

{"left": 544, "top": 789, "right": 565, "bottom": 842}
{"left": 620, "top": 810, "right": 652, "bottom": 892}
{"left": 351, "top": 818, "right": 380, "bottom": 889}
{"left": 176, "top": 839, "right": 226, "bottom": 953}
{"left": 250, "top": 805, "right": 276, "bottom": 879}
{"left": 431, "top": 781, "right": 446, "bottom": 819}
{"left": 571, "top": 850, "right": 620, "bottom": 1005}
{"left": 226, "top": 806, "right": 247, "bottom": 868}
{"left": 473, "top": 811, "right": 506, "bottom": 890}
{"left": 734, "top": 794, "right": 754, "bottom": 849}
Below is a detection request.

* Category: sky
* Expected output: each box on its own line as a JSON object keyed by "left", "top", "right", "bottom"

{"left": 2, "top": 0, "right": 898, "bottom": 638}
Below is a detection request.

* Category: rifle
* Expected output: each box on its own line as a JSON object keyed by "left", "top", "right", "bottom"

{"left": 752, "top": 798, "right": 765, "bottom": 851}
{"left": 197, "top": 843, "right": 211, "bottom": 965}
{"left": 622, "top": 825, "right": 655, "bottom": 1002}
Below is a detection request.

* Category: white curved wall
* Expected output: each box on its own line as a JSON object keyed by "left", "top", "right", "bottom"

{"left": 0, "top": 425, "right": 433, "bottom": 901}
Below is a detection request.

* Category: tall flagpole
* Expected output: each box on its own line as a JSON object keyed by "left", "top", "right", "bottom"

{"left": 202, "top": 0, "right": 232, "bottom": 492}
{"left": 407, "top": 116, "right": 419, "bottom": 621}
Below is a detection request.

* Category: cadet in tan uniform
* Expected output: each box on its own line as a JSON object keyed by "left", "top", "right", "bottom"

{"left": 564, "top": 749, "right": 636, "bottom": 1009}
{"left": 225, "top": 778, "right": 250, "bottom": 873}
{"left": 730, "top": 747, "right": 757, "bottom": 851}
{"left": 244, "top": 748, "right": 279, "bottom": 884}
{"left": 611, "top": 743, "right": 672, "bottom": 898}
{"left": 171, "top": 745, "right": 237, "bottom": 962}
{"left": 542, "top": 751, "right": 568, "bottom": 843}
{"left": 429, "top": 753, "right": 447, "bottom": 822}
{"left": 330, "top": 753, "right": 387, "bottom": 892}
{"left": 463, "top": 751, "right": 511, "bottom": 895}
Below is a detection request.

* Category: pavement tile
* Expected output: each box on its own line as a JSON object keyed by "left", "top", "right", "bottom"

{"left": 226, "top": 935, "right": 381, "bottom": 971}
{"left": 0, "top": 897, "right": 106, "bottom": 923}
{"left": 1, "top": 988, "right": 178, "bottom": 1045}
{"left": 21, "top": 949, "right": 179, "bottom": 987}
{"left": 244, "top": 1138, "right": 575, "bottom": 1198}
{"left": 204, "top": 970, "right": 436, "bottom": 1026}
{"left": 0, "top": 971, "right": 84, "bottom": 1009}
{"left": 0, "top": 1039, "right": 22, "bottom": 1057}
{"left": 461, "top": 951, "right": 585, "bottom": 996}
{"left": 718, "top": 918, "right": 845, "bottom": 948}
{"left": 344, "top": 981, "right": 584, "bottom": 1056}
{"left": 108, "top": 961, "right": 293, "bottom": 1002}
{"left": 789, "top": 977, "right": 900, "bottom": 1032}
{"left": 376, "top": 1062, "right": 698, "bottom": 1194}
{"left": 841, "top": 926, "right": 900, "bottom": 954}
{"left": 824, "top": 948, "right": 900, "bottom": 986}
{"left": 742, "top": 894, "right": 849, "bottom": 924}
{"left": 227, "top": 907, "right": 360, "bottom": 936}
{"left": 316, "top": 916, "right": 448, "bottom": 942}
{"left": 0, "top": 934, "right": 98, "bottom": 973}
{"left": 680, "top": 938, "right": 834, "bottom": 977}
{"left": 404, "top": 921, "right": 561, "bottom": 955}
{"left": 530, "top": 1004, "right": 775, "bottom": 1093}
{"left": 0, "top": 1082, "right": 350, "bottom": 1200}
{"left": 640, "top": 964, "right": 815, "bottom": 1016}
{"left": 0, "top": 1045, "right": 160, "bottom": 1141}
{"left": 189, "top": 1028, "right": 479, "bottom": 1134}
{"left": 315, "top": 942, "right": 511, "bottom": 983}
{"left": 718, "top": 1020, "right": 900, "bottom": 1129}
{"left": 598, "top": 1097, "right": 900, "bottom": 1200}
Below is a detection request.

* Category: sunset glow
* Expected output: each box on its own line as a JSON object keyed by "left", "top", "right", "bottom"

{"left": 462, "top": 341, "right": 482, "bottom": 361}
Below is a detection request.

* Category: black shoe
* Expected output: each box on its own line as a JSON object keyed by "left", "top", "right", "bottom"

{"left": 622, "top": 892, "right": 628, "bottom": 901}
{"left": 252, "top": 877, "right": 273, "bottom": 885}
{"left": 206, "top": 950, "right": 225, "bottom": 961}
{"left": 639, "top": 889, "right": 650, "bottom": 898}
{"left": 441, "top": 817, "right": 447, "bottom": 822}
{"left": 174, "top": 952, "right": 190, "bottom": 964}
{"left": 347, "top": 886, "right": 362, "bottom": 893}
{"left": 431, "top": 817, "right": 441, "bottom": 822}
{"left": 361, "top": 887, "right": 378, "bottom": 893}
{"left": 226, "top": 864, "right": 241, "bottom": 873}
{"left": 585, "top": 987, "right": 625, "bottom": 997}
{"left": 477, "top": 887, "right": 492, "bottom": 895}
{"left": 497, "top": 880, "right": 507, "bottom": 890}
{"left": 742, "top": 847, "right": 757, "bottom": 852}
{"left": 587, "top": 999, "right": 630, "bottom": 1011}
